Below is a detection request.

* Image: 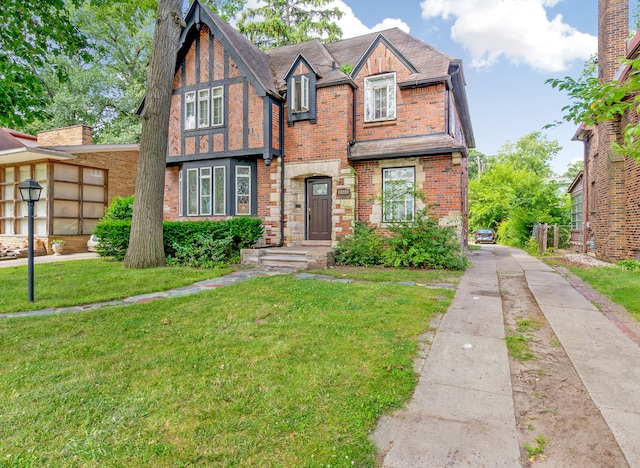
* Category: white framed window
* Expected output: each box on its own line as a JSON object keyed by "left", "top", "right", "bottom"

{"left": 383, "top": 167, "right": 415, "bottom": 222}
{"left": 213, "top": 166, "right": 226, "bottom": 215}
{"left": 198, "top": 89, "right": 210, "bottom": 128}
{"left": 364, "top": 73, "right": 396, "bottom": 122}
{"left": 235, "top": 166, "right": 251, "bottom": 215}
{"left": 187, "top": 168, "right": 199, "bottom": 216}
{"left": 571, "top": 194, "right": 583, "bottom": 230}
{"left": 178, "top": 170, "right": 183, "bottom": 217}
{"left": 200, "top": 167, "right": 212, "bottom": 215}
{"left": 185, "top": 91, "right": 196, "bottom": 130}
{"left": 291, "top": 75, "right": 309, "bottom": 113}
{"left": 212, "top": 86, "right": 224, "bottom": 126}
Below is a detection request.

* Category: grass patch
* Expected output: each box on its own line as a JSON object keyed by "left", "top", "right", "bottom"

{"left": 516, "top": 318, "right": 540, "bottom": 333}
{"left": 566, "top": 266, "right": 640, "bottom": 321}
{"left": 506, "top": 333, "right": 535, "bottom": 361}
{"left": 525, "top": 434, "right": 549, "bottom": 461}
{"left": 0, "top": 274, "right": 453, "bottom": 466}
{"left": 0, "top": 260, "right": 232, "bottom": 314}
{"left": 310, "top": 265, "right": 463, "bottom": 285}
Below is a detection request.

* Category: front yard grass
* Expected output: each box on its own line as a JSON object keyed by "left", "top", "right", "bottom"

{"left": 565, "top": 265, "right": 640, "bottom": 321}
{"left": 0, "top": 272, "right": 454, "bottom": 466}
{"left": 310, "top": 265, "right": 463, "bottom": 285}
{"left": 0, "top": 259, "right": 232, "bottom": 314}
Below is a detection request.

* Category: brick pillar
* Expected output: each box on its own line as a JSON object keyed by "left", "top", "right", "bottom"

{"left": 595, "top": 0, "right": 629, "bottom": 261}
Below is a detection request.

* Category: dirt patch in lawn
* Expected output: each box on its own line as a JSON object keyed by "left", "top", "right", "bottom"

{"left": 498, "top": 272, "right": 628, "bottom": 466}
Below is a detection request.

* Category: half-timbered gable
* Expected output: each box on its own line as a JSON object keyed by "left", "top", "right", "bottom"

{"left": 162, "top": 0, "right": 474, "bottom": 249}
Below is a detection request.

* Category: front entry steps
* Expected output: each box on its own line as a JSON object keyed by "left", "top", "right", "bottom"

{"left": 241, "top": 245, "right": 335, "bottom": 270}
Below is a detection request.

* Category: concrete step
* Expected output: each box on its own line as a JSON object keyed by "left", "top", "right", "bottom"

{"left": 261, "top": 258, "right": 308, "bottom": 269}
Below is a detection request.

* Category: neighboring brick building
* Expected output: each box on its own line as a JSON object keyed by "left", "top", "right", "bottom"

{"left": 573, "top": 0, "right": 640, "bottom": 261}
{"left": 0, "top": 125, "right": 138, "bottom": 253}
{"left": 161, "top": 0, "right": 474, "bottom": 247}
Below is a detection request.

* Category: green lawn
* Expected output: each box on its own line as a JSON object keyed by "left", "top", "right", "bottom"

{"left": 0, "top": 260, "right": 232, "bottom": 314}
{"left": 0, "top": 271, "right": 454, "bottom": 466}
{"left": 309, "top": 265, "right": 463, "bottom": 285}
{"left": 566, "top": 265, "right": 640, "bottom": 321}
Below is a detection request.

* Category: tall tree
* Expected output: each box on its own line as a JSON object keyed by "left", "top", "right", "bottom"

{"left": 0, "top": 0, "right": 88, "bottom": 127}
{"left": 23, "top": 0, "right": 156, "bottom": 143}
{"left": 563, "top": 160, "right": 584, "bottom": 180}
{"left": 237, "top": 0, "right": 343, "bottom": 49}
{"left": 124, "top": 0, "right": 184, "bottom": 269}
{"left": 203, "top": 0, "right": 246, "bottom": 22}
{"left": 492, "top": 131, "right": 560, "bottom": 178}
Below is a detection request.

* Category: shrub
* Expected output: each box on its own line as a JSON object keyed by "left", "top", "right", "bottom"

{"left": 228, "top": 217, "right": 264, "bottom": 249}
{"left": 103, "top": 195, "right": 134, "bottom": 220}
{"left": 618, "top": 259, "right": 640, "bottom": 271}
{"left": 334, "top": 221, "right": 385, "bottom": 266}
{"left": 167, "top": 233, "right": 234, "bottom": 268}
{"left": 93, "top": 220, "right": 131, "bottom": 260}
{"left": 383, "top": 210, "right": 468, "bottom": 270}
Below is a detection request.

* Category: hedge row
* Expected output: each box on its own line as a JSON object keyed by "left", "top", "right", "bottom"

{"left": 93, "top": 217, "right": 263, "bottom": 263}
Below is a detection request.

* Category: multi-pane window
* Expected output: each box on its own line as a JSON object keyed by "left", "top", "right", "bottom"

{"left": 571, "top": 194, "right": 583, "bottom": 230}
{"left": 364, "top": 73, "right": 396, "bottom": 122}
{"left": 198, "top": 89, "right": 210, "bottom": 128}
{"left": 214, "top": 166, "right": 225, "bottom": 215}
{"left": 187, "top": 168, "right": 199, "bottom": 216}
{"left": 291, "top": 75, "right": 309, "bottom": 113}
{"left": 185, "top": 91, "right": 196, "bottom": 130}
{"left": 185, "top": 87, "right": 224, "bottom": 130}
{"left": 212, "top": 86, "right": 224, "bottom": 126}
{"left": 383, "top": 167, "right": 415, "bottom": 222}
{"left": 200, "top": 167, "right": 212, "bottom": 215}
{"left": 183, "top": 166, "right": 230, "bottom": 216}
{"left": 236, "top": 166, "right": 251, "bottom": 215}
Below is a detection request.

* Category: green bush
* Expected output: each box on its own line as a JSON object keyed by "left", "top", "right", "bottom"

{"left": 383, "top": 210, "right": 469, "bottom": 270}
{"left": 103, "top": 195, "right": 134, "bottom": 220}
{"left": 93, "top": 220, "right": 131, "bottom": 260}
{"left": 618, "top": 259, "right": 640, "bottom": 271}
{"left": 229, "top": 217, "right": 264, "bottom": 249}
{"left": 167, "top": 233, "right": 234, "bottom": 268}
{"left": 335, "top": 221, "right": 385, "bottom": 266}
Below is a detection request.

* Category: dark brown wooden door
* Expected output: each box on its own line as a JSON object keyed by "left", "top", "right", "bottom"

{"left": 307, "top": 178, "right": 331, "bottom": 240}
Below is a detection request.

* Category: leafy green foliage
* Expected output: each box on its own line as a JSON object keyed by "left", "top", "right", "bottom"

{"left": 103, "top": 195, "right": 135, "bottom": 220}
{"left": 93, "top": 220, "right": 132, "bottom": 260}
{"left": 334, "top": 221, "right": 385, "bottom": 266}
{"left": 335, "top": 213, "right": 468, "bottom": 271}
{"left": 0, "top": 0, "right": 89, "bottom": 127}
{"left": 617, "top": 259, "right": 640, "bottom": 271}
{"left": 202, "top": 0, "right": 246, "bottom": 22}
{"left": 563, "top": 159, "right": 584, "bottom": 179}
{"left": 383, "top": 210, "right": 468, "bottom": 270}
{"left": 469, "top": 132, "right": 570, "bottom": 247}
{"left": 546, "top": 53, "right": 640, "bottom": 162}
{"left": 525, "top": 434, "right": 549, "bottom": 461}
{"left": 237, "top": 0, "right": 343, "bottom": 49}
{"left": 167, "top": 233, "right": 234, "bottom": 268}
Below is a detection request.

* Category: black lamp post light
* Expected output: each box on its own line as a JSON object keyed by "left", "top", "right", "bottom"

{"left": 18, "top": 179, "right": 43, "bottom": 302}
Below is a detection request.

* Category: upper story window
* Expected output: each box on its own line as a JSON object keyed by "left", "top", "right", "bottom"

{"left": 185, "top": 86, "right": 224, "bottom": 131}
{"left": 364, "top": 73, "right": 396, "bottom": 122}
{"left": 291, "top": 75, "right": 309, "bottom": 113}
{"left": 383, "top": 166, "right": 415, "bottom": 222}
{"left": 185, "top": 91, "right": 196, "bottom": 130}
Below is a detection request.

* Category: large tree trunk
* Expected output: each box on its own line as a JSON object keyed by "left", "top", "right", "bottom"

{"left": 124, "top": 0, "right": 183, "bottom": 269}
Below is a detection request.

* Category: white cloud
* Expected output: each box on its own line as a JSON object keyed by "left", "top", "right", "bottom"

{"left": 420, "top": 0, "right": 596, "bottom": 72}
{"left": 328, "top": 1, "right": 410, "bottom": 38}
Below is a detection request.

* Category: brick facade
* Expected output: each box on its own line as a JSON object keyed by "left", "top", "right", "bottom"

{"left": 580, "top": 0, "right": 640, "bottom": 261}
{"left": 160, "top": 1, "right": 474, "bottom": 248}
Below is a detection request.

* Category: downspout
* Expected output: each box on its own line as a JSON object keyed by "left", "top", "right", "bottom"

{"left": 447, "top": 64, "right": 466, "bottom": 249}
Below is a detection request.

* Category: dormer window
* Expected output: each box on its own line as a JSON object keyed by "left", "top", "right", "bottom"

{"left": 291, "top": 75, "right": 309, "bottom": 113}
{"left": 364, "top": 73, "right": 396, "bottom": 122}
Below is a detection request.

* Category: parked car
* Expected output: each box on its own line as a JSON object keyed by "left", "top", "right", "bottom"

{"left": 87, "top": 234, "right": 100, "bottom": 252}
{"left": 474, "top": 228, "right": 496, "bottom": 244}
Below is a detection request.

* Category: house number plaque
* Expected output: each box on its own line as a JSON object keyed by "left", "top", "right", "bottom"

{"left": 336, "top": 188, "right": 351, "bottom": 198}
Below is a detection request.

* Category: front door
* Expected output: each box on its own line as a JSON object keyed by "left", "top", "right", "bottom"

{"left": 307, "top": 178, "right": 332, "bottom": 240}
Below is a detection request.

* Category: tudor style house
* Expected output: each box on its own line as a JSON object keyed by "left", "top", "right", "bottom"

{"left": 161, "top": 0, "right": 474, "bottom": 250}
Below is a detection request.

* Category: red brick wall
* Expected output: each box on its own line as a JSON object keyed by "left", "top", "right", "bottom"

{"left": 164, "top": 166, "right": 180, "bottom": 220}
{"left": 248, "top": 84, "right": 264, "bottom": 149}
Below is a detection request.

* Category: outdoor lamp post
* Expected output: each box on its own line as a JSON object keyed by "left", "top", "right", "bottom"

{"left": 18, "top": 179, "right": 43, "bottom": 302}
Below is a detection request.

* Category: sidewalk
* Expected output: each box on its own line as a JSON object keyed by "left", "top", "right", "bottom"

{"left": 374, "top": 245, "right": 640, "bottom": 467}
{"left": 0, "top": 252, "right": 100, "bottom": 268}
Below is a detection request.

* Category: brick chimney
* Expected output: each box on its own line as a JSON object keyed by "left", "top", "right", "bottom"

{"left": 36, "top": 124, "right": 93, "bottom": 147}
{"left": 598, "top": 0, "right": 629, "bottom": 82}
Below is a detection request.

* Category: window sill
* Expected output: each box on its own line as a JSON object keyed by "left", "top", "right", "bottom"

{"left": 364, "top": 119, "right": 397, "bottom": 128}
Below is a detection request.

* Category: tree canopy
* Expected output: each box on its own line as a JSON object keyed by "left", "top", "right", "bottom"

{"left": 469, "top": 132, "right": 569, "bottom": 247}
{"left": 237, "top": 0, "right": 343, "bottom": 49}
{"left": 0, "top": 0, "right": 88, "bottom": 128}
